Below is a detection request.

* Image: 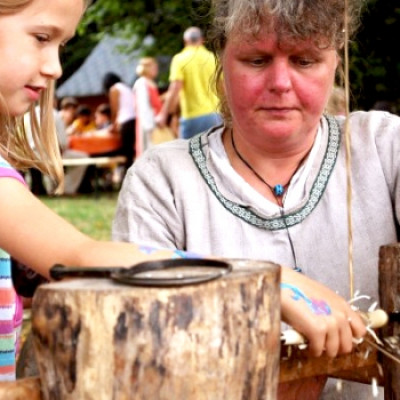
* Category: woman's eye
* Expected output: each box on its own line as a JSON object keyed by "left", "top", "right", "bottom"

{"left": 294, "top": 57, "right": 315, "bottom": 67}
{"left": 249, "top": 58, "right": 266, "bottom": 66}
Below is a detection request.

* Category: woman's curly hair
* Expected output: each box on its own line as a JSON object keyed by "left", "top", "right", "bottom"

{"left": 208, "top": 0, "right": 365, "bottom": 126}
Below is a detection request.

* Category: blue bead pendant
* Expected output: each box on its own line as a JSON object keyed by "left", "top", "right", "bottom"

{"left": 274, "top": 184, "right": 284, "bottom": 196}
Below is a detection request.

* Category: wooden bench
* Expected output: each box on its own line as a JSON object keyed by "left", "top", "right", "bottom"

{"left": 61, "top": 155, "right": 127, "bottom": 168}
{"left": 62, "top": 155, "right": 127, "bottom": 196}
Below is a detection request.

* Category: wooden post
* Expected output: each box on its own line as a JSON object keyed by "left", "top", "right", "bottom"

{"left": 31, "top": 260, "right": 281, "bottom": 400}
{"left": 379, "top": 243, "right": 400, "bottom": 400}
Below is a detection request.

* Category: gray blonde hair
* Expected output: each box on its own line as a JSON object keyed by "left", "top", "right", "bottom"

{"left": 136, "top": 57, "right": 158, "bottom": 78}
{"left": 0, "top": 0, "right": 91, "bottom": 192}
{"left": 208, "top": 0, "right": 364, "bottom": 126}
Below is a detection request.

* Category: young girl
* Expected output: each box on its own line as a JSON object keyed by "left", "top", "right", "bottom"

{"left": 0, "top": 0, "right": 183, "bottom": 381}
{"left": 0, "top": 0, "right": 366, "bottom": 386}
{"left": 133, "top": 57, "right": 163, "bottom": 157}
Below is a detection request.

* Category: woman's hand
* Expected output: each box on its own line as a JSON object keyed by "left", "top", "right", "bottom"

{"left": 280, "top": 267, "right": 367, "bottom": 358}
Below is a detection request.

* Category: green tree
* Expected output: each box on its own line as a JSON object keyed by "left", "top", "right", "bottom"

{"left": 59, "top": 0, "right": 212, "bottom": 85}
{"left": 79, "top": 0, "right": 212, "bottom": 55}
{"left": 350, "top": 1, "right": 400, "bottom": 112}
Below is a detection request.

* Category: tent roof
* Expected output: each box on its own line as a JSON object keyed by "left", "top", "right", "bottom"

{"left": 56, "top": 35, "right": 149, "bottom": 98}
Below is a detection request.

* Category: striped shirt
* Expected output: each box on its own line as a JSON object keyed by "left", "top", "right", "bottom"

{"left": 0, "top": 155, "right": 25, "bottom": 381}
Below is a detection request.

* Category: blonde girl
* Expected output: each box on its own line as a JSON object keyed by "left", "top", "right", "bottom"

{"left": 133, "top": 57, "right": 163, "bottom": 157}
{"left": 0, "top": 0, "right": 183, "bottom": 381}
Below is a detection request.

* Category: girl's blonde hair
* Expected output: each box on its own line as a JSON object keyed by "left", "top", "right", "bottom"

{"left": 136, "top": 57, "right": 158, "bottom": 78}
{"left": 0, "top": 0, "right": 91, "bottom": 192}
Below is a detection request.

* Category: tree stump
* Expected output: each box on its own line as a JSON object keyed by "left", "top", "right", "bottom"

{"left": 31, "top": 259, "right": 280, "bottom": 400}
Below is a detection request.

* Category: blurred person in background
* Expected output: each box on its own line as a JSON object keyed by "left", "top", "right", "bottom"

{"left": 103, "top": 72, "right": 136, "bottom": 172}
{"left": 58, "top": 96, "right": 78, "bottom": 129}
{"left": 156, "top": 27, "right": 222, "bottom": 139}
{"left": 133, "top": 57, "right": 163, "bottom": 157}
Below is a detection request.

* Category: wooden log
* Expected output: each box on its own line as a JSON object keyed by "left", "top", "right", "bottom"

{"left": 379, "top": 243, "right": 400, "bottom": 399}
{"left": 31, "top": 260, "right": 281, "bottom": 400}
{"left": 0, "top": 376, "right": 42, "bottom": 400}
{"left": 280, "top": 341, "right": 382, "bottom": 384}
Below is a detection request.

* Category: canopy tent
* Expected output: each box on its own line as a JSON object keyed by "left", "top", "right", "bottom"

{"left": 56, "top": 35, "right": 156, "bottom": 98}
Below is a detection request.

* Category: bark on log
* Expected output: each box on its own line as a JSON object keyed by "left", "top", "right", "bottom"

{"left": 0, "top": 376, "right": 42, "bottom": 400}
{"left": 31, "top": 259, "right": 280, "bottom": 400}
{"left": 379, "top": 244, "right": 400, "bottom": 400}
{"left": 280, "top": 341, "right": 381, "bottom": 384}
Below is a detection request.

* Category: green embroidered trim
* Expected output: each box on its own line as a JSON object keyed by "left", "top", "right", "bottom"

{"left": 189, "top": 115, "right": 340, "bottom": 231}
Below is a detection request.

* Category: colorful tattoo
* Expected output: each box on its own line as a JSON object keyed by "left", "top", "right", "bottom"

{"left": 138, "top": 246, "right": 203, "bottom": 260}
{"left": 281, "top": 283, "right": 332, "bottom": 316}
{"left": 172, "top": 249, "right": 203, "bottom": 259}
{"left": 138, "top": 245, "right": 160, "bottom": 255}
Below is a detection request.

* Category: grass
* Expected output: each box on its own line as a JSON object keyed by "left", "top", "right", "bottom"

{"left": 40, "top": 192, "right": 119, "bottom": 241}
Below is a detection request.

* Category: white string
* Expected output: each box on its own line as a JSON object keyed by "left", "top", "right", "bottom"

{"left": 343, "top": 0, "right": 354, "bottom": 299}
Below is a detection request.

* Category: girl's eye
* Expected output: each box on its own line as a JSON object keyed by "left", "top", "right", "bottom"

{"left": 35, "top": 34, "right": 50, "bottom": 43}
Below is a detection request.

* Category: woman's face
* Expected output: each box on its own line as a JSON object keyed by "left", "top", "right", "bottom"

{"left": 0, "top": 0, "right": 84, "bottom": 116}
{"left": 222, "top": 30, "right": 339, "bottom": 150}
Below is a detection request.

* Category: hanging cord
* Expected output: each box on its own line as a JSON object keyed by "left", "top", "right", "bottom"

{"left": 343, "top": 0, "right": 354, "bottom": 299}
{"left": 230, "top": 130, "right": 303, "bottom": 272}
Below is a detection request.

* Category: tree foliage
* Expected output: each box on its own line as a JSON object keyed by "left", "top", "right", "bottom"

{"left": 350, "top": 0, "right": 400, "bottom": 111}
{"left": 63, "top": 0, "right": 400, "bottom": 113}
{"left": 79, "top": 0, "right": 212, "bottom": 55}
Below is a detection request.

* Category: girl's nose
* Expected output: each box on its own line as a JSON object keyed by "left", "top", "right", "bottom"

{"left": 41, "top": 50, "right": 63, "bottom": 80}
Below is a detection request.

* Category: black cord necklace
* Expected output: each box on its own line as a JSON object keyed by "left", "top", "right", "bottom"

{"left": 230, "top": 130, "right": 308, "bottom": 206}
{"left": 230, "top": 130, "right": 303, "bottom": 273}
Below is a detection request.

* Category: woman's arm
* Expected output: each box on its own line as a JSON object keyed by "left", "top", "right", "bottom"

{"left": 280, "top": 267, "right": 367, "bottom": 357}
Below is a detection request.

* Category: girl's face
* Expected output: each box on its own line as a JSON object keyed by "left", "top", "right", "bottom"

{"left": 148, "top": 62, "right": 158, "bottom": 79}
{"left": 222, "top": 30, "right": 339, "bottom": 152}
{"left": 0, "top": 0, "right": 85, "bottom": 116}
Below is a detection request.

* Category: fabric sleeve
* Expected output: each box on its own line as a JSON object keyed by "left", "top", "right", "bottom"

{"left": 354, "top": 111, "right": 400, "bottom": 228}
{"left": 0, "top": 160, "right": 26, "bottom": 186}
{"left": 112, "top": 150, "right": 183, "bottom": 249}
{"left": 169, "top": 54, "right": 184, "bottom": 82}
{"left": 374, "top": 112, "right": 400, "bottom": 227}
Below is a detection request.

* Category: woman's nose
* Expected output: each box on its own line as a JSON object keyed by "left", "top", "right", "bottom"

{"left": 267, "top": 61, "right": 292, "bottom": 93}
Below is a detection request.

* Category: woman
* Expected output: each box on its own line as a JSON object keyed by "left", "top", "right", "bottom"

{"left": 113, "top": 0, "right": 384, "bottom": 397}
{"left": 102, "top": 72, "right": 136, "bottom": 171}
{"left": 133, "top": 57, "right": 163, "bottom": 157}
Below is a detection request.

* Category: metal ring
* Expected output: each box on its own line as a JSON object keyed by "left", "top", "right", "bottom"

{"left": 112, "top": 258, "right": 232, "bottom": 287}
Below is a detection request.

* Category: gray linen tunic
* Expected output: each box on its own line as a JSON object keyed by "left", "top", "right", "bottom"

{"left": 113, "top": 111, "right": 400, "bottom": 399}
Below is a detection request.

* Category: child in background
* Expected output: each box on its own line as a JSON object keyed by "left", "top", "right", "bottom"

{"left": 58, "top": 96, "right": 79, "bottom": 128}
{"left": 133, "top": 57, "right": 163, "bottom": 157}
{"left": 66, "top": 104, "right": 96, "bottom": 135}
{"left": 94, "top": 103, "right": 112, "bottom": 130}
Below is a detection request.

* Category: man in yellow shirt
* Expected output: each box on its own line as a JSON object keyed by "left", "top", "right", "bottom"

{"left": 157, "top": 27, "right": 222, "bottom": 139}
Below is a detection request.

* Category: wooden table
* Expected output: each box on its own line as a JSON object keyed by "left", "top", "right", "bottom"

{"left": 68, "top": 131, "right": 121, "bottom": 155}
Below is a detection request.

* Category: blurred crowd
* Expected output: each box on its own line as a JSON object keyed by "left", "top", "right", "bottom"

{"left": 25, "top": 26, "right": 222, "bottom": 196}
